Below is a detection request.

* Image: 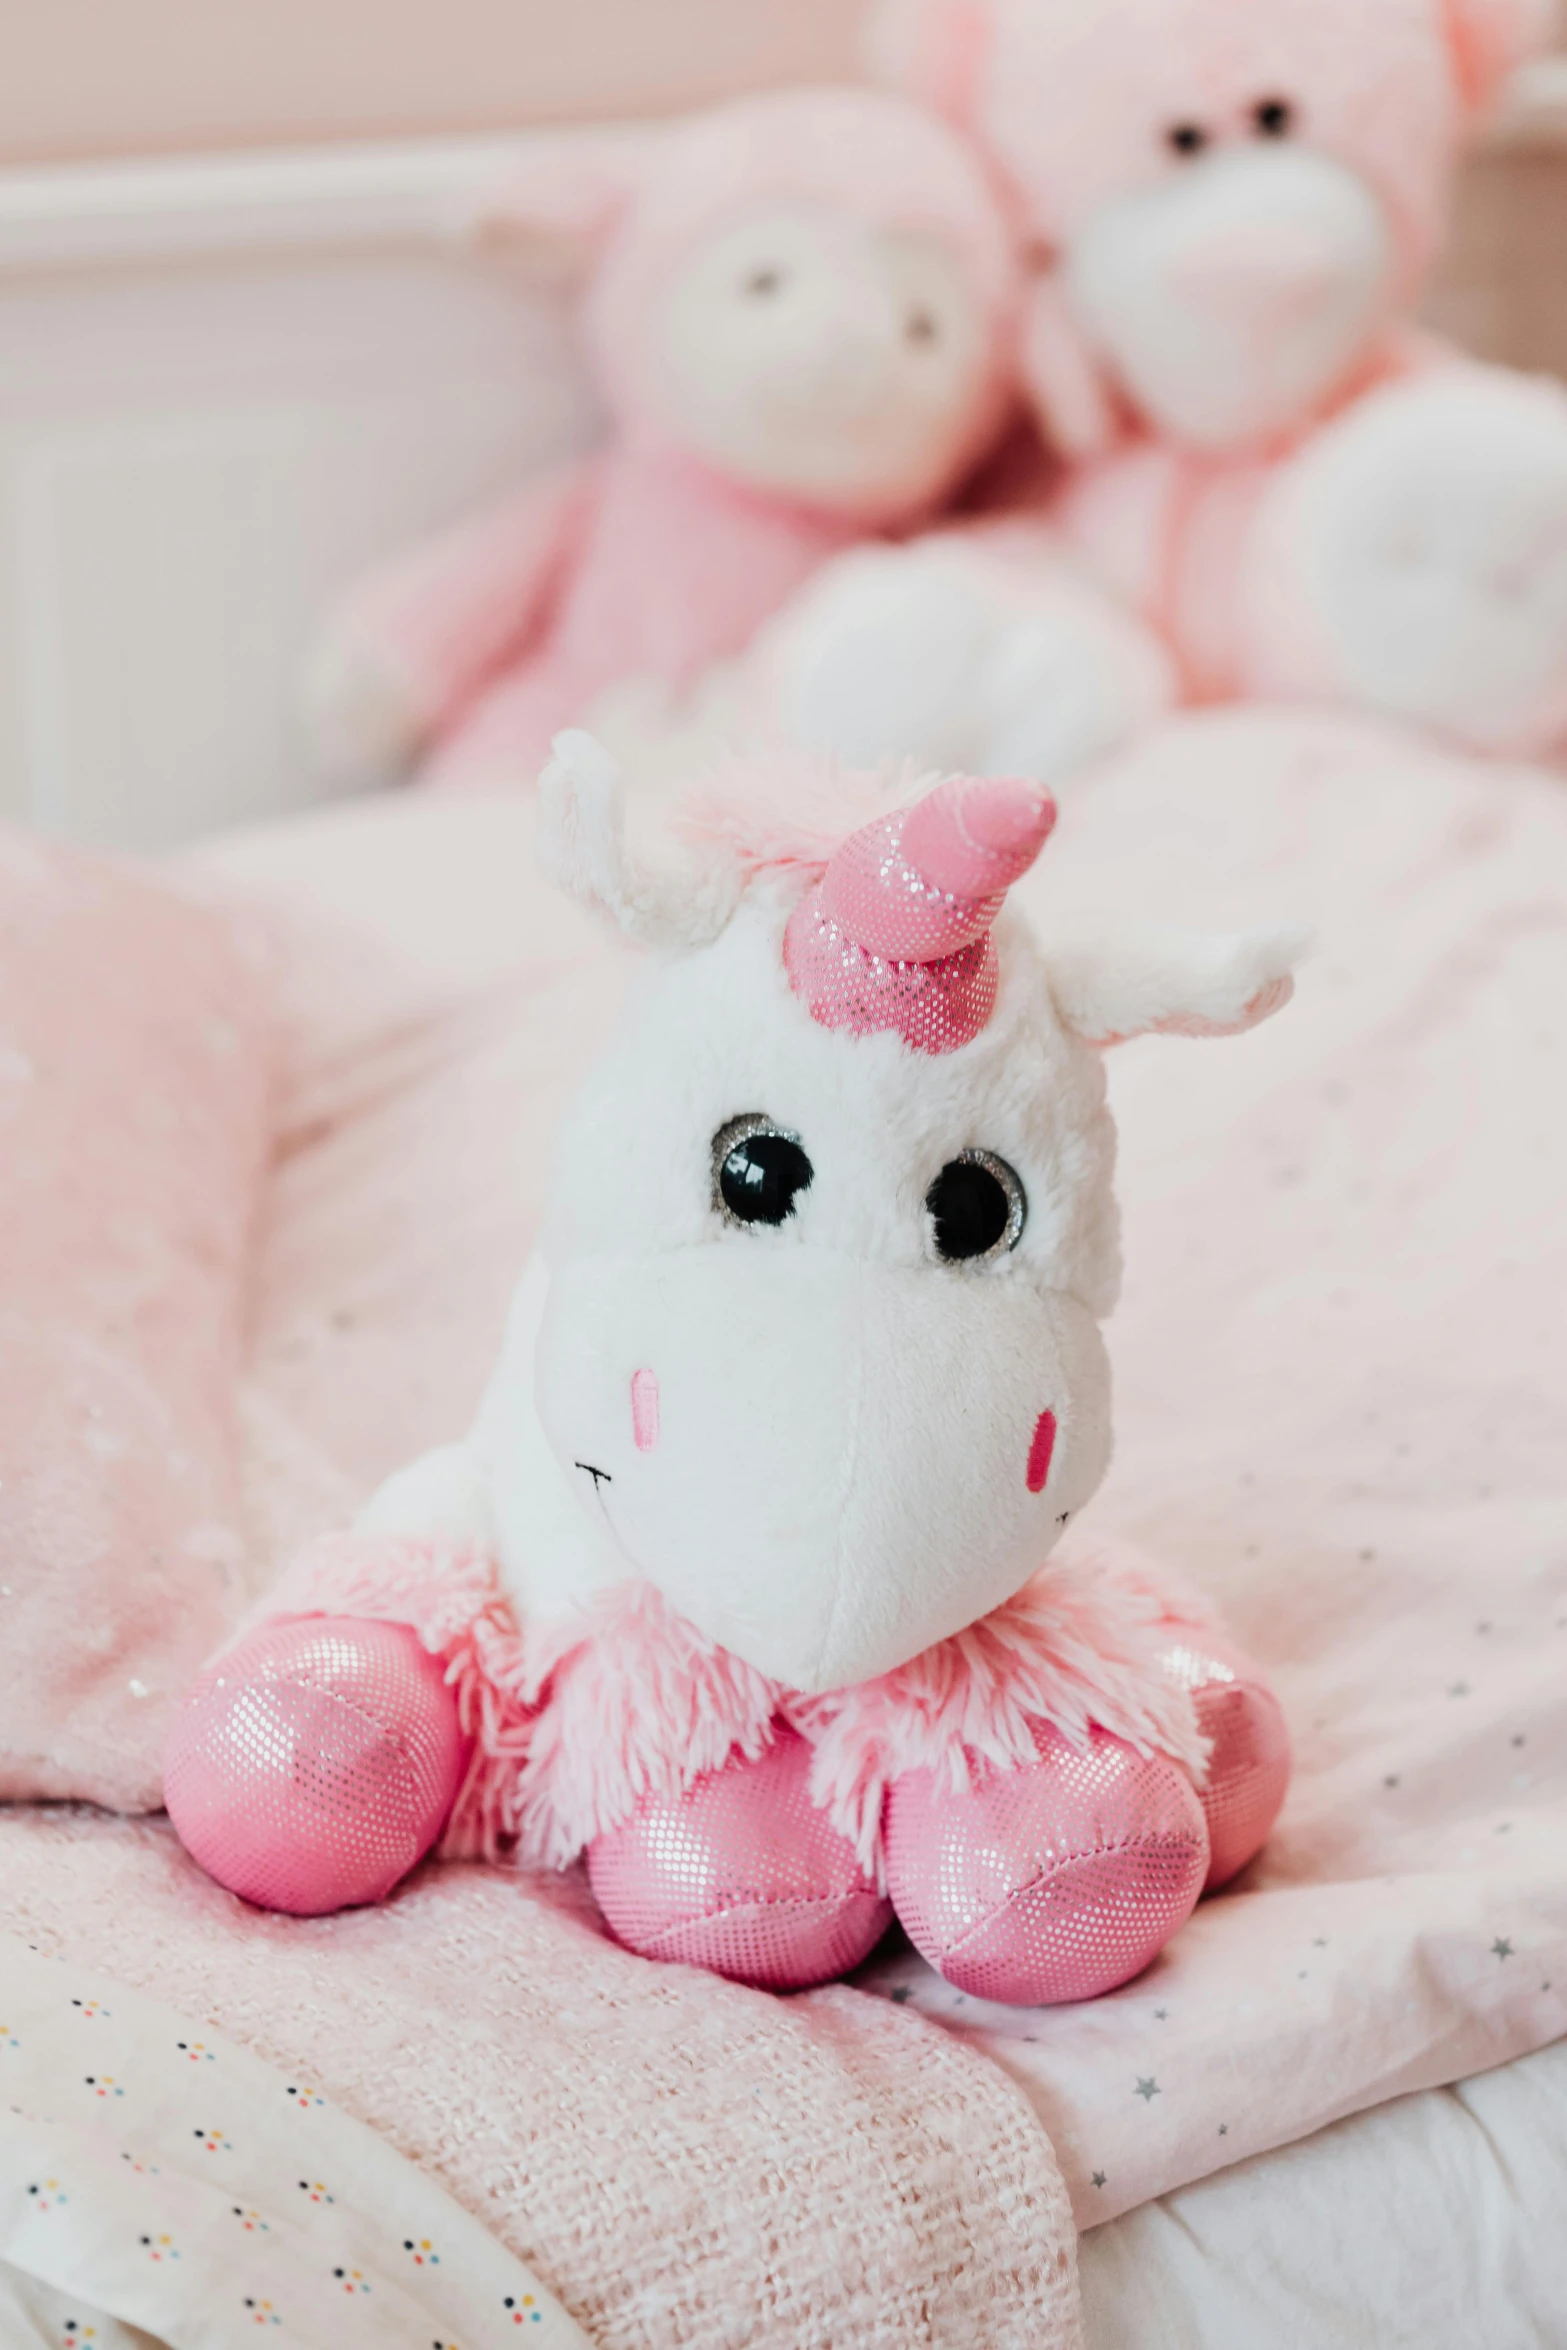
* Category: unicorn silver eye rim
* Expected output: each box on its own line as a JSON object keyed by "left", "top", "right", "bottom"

{"left": 711, "top": 1113, "right": 814, "bottom": 1229}
{"left": 926, "top": 1149, "right": 1028, "bottom": 1265}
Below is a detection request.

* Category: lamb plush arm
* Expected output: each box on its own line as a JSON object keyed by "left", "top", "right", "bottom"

{"left": 307, "top": 458, "right": 597, "bottom": 782}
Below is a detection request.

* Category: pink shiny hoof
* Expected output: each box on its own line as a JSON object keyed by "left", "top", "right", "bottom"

{"left": 164, "top": 1615, "right": 469, "bottom": 1917}
{"left": 586, "top": 1726, "right": 893, "bottom": 1992}
{"left": 1160, "top": 1633, "right": 1292, "bottom": 1889}
{"left": 885, "top": 1722, "right": 1210, "bottom": 2006}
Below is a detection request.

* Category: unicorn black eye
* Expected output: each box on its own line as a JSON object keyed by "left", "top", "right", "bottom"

{"left": 1253, "top": 97, "right": 1295, "bottom": 138}
{"left": 927, "top": 1151, "right": 1027, "bottom": 1263}
{"left": 713, "top": 1114, "right": 813, "bottom": 1228}
{"left": 1167, "top": 121, "right": 1210, "bottom": 159}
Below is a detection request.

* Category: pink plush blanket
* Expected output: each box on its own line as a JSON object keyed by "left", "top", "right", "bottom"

{"left": 1, "top": 706, "right": 1562, "bottom": 2327}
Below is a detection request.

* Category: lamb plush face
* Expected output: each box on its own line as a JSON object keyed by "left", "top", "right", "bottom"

{"left": 574, "top": 87, "right": 1018, "bottom": 522}
{"left": 652, "top": 202, "right": 996, "bottom": 512}
{"left": 527, "top": 735, "right": 1300, "bottom": 1695}
{"left": 872, "top": 0, "right": 1549, "bottom": 451}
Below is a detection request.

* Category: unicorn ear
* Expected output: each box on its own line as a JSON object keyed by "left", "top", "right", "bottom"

{"left": 537, "top": 732, "right": 741, "bottom": 949}
{"left": 1044, "top": 923, "right": 1308, "bottom": 1048}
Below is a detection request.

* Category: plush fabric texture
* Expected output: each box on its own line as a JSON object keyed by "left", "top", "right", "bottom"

{"left": 248, "top": 1526, "right": 1209, "bottom": 1884}
{"left": 0, "top": 831, "right": 272, "bottom": 1811}
{"left": 310, "top": 86, "right": 1020, "bottom": 792}
{"left": 849, "top": 0, "right": 1567, "bottom": 764}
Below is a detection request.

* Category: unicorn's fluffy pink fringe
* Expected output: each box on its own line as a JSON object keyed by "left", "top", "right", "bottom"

{"left": 268, "top": 1531, "right": 1211, "bottom": 1882}
{"left": 674, "top": 747, "right": 930, "bottom": 881}
{"left": 789, "top": 1544, "right": 1212, "bottom": 1877}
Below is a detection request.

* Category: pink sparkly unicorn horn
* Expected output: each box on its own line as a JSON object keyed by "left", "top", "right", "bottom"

{"left": 783, "top": 773, "right": 1056, "bottom": 1053}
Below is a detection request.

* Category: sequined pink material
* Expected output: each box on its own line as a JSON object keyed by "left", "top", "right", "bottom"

{"left": 884, "top": 1720, "right": 1210, "bottom": 2005}
{"left": 586, "top": 1724, "right": 894, "bottom": 1991}
{"left": 1159, "top": 1631, "right": 1293, "bottom": 1890}
{"left": 164, "top": 1615, "right": 469, "bottom": 1918}
{"left": 784, "top": 773, "right": 1057, "bottom": 1053}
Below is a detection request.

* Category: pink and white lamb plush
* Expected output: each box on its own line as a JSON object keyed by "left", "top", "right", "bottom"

{"left": 165, "top": 736, "right": 1298, "bottom": 2005}
{"left": 308, "top": 88, "right": 1041, "bottom": 794}
{"left": 769, "top": 0, "right": 1567, "bottom": 770}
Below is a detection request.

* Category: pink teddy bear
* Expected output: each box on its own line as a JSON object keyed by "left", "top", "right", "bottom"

{"left": 307, "top": 86, "right": 1028, "bottom": 793}
{"left": 787, "top": 0, "right": 1567, "bottom": 766}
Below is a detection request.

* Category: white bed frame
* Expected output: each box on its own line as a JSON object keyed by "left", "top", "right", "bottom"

{"left": 0, "top": 65, "right": 1562, "bottom": 851}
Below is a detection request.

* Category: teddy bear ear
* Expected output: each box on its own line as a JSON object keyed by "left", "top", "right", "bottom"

{"left": 1044, "top": 923, "right": 1309, "bottom": 1049}
{"left": 463, "top": 128, "right": 666, "bottom": 279}
{"left": 1441, "top": 0, "right": 1557, "bottom": 115}
{"left": 866, "top": 0, "right": 996, "bottom": 123}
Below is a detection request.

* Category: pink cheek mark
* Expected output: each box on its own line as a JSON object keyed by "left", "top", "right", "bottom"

{"left": 1026, "top": 1409, "right": 1057, "bottom": 1495}
{"left": 631, "top": 1368, "right": 660, "bottom": 1454}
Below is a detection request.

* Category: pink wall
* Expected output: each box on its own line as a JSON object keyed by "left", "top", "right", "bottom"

{"left": 0, "top": 0, "right": 874, "bottom": 166}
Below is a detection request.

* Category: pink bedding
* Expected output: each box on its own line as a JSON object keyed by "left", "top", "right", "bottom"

{"left": 0, "top": 706, "right": 1562, "bottom": 2328}
{"left": 0, "top": 791, "right": 1081, "bottom": 2350}
{"left": 906, "top": 708, "right": 1567, "bottom": 2221}
{"left": 0, "top": 834, "right": 273, "bottom": 1809}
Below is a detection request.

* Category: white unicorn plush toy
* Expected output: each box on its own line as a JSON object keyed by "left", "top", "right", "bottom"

{"left": 167, "top": 734, "right": 1297, "bottom": 2004}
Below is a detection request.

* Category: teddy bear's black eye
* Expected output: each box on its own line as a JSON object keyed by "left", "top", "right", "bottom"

{"left": 1253, "top": 97, "right": 1295, "bottom": 138}
{"left": 1167, "top": 121, "right": 1210, "bottom": 158}
{"left": 744, "top": 267, "right": 784, "bottom": 297}
{"left": 713, "top": 1115, "right": 813, "bottom": 1228}
{"left": 927, "top": 1152, "right": 1027, "bottom": 1263}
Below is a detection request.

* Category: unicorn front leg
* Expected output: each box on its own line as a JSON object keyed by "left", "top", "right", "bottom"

{"left": 164, "top": 1441, "right": 497, "bottom": 1916}
{"left": 883, "top": 1724, "right": 1210, "bottom": 2006}
{"left": 164, "top": 1612, "right": 470, "bottom": 1916}
{"left": 586, "top": 1727, "right": 894, "bottom": 1992}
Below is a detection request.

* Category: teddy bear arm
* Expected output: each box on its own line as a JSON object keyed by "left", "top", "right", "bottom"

{"left": 1239, "top": 364, "right": 1567, "bottom": 756}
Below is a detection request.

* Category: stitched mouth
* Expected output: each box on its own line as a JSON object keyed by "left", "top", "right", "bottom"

{"left": 574, "top": 1460, "right": 613, "bottom": 1493}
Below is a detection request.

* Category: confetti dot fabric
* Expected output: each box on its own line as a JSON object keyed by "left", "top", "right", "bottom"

{"left": 0, "top": 1929, "right": 586, "bottom": 2348}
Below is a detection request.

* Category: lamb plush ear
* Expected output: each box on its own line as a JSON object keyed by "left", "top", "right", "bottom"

{"left": 1045, "top": 923, "right": 1309, "bottom": 1048}
{"left": 1442, "top": 0, "right": 1557, "bottom": 114}
{"left": 463, "top": 129, "right": 664, "bottom": 277}
{"left": 537, "top": 731, "right": 742, "bottom": 950}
